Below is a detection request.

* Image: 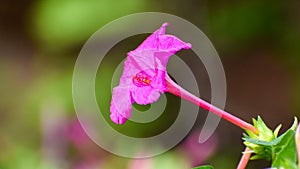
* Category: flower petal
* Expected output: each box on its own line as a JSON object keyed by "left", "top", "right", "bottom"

{"left": 154, "top": 34, "right": 191, "bottom": 67}
{"left": 117, "top": 56, "right": 142, "bottom": 86}
{"left": 134, "top": 22, "right": 192, "bottom": 68}
{"left": 131, "top": 86, "right": 161, "bottom": 105}
{"left": 110, "top": 86, "right": 132, "bottom": 124}
{"left": 157, "top": 34, "right": 192, "bottom": 53}
{"left": 150, "top": 69, "right": 166, "bottom": 92}
{"left": 134, "top": 22, "right": 169, "bottom": 52}
{"left": 119, "top": 52, "right": 157, "bottom": 86}
{"left": 109, "top": 23, "right": 192, "bottom": 124}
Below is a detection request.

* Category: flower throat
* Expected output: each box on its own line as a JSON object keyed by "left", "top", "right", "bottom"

{"left": 132, "top": 72, "right": 151, "bottom": 87}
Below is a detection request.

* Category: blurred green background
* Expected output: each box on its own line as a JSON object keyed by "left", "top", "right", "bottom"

{"left": 1, "top": 0, "right": 300, "bottom": 168}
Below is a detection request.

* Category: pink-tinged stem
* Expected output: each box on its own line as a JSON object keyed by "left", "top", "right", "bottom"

{"left": 295, "top": 123, "right": 300, "bottom": 168}
{"left": 237, "top": 147, "right": 252, "bottom": 169}
{"left": 165, "top": 76, "right": 258, "bottom": 134}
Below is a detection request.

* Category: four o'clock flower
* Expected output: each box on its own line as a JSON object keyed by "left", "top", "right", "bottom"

{"left": 110, "top": 22, "right": 191, "bottom": 124}
{"left": 110, "top": 22, "right": 258, "bottom": 136}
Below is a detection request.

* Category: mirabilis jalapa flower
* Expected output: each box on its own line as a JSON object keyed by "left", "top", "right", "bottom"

{"left": 110, "top": 22, "right": 258, "bottom": 136}
{"left": 110, "top": 23, "right": 191, "bottom": 124}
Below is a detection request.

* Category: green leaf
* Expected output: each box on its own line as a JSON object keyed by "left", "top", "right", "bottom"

{"left": 243, "top": 117, "right": 299, "bottom": 168}
{"left": 273, "top": 124, "right": 282, "bottom": 138}
{"left": 291, "top": 117, "right": 299, "bottom": 131}
{"left": 271, "top": 130, "right": 298, "bottom": 168}
{"left": 192, "top": 165, "right": 214, "bottom": 169}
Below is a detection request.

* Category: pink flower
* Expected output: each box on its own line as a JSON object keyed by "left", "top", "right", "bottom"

{"left": 180, "top": 130, "right": 218, "bottom": 166}
{"left": 110, "top": 22, "right": 192, "bottom": 124}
